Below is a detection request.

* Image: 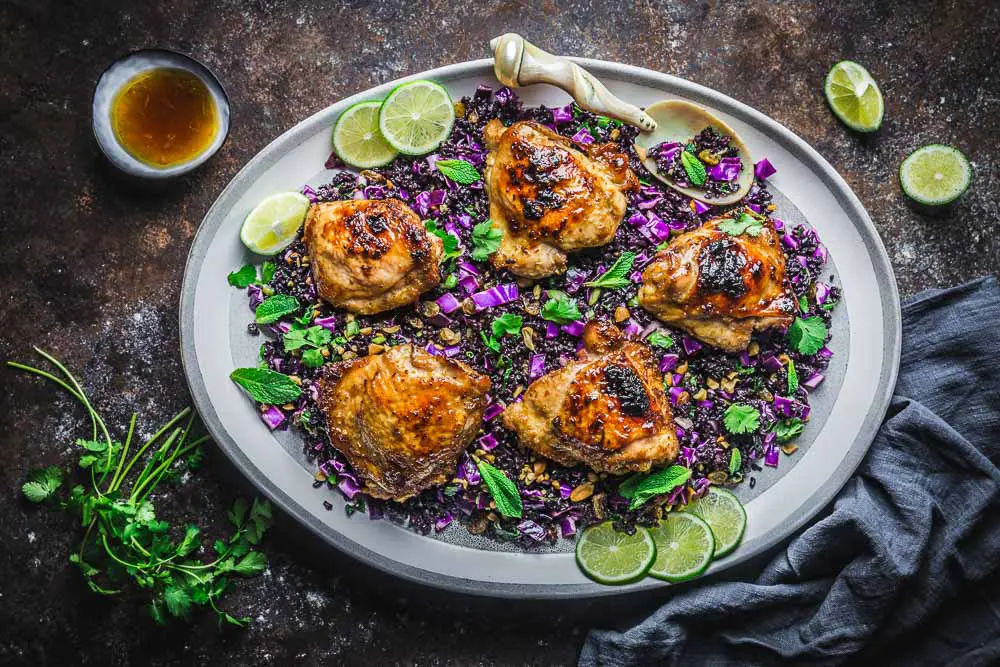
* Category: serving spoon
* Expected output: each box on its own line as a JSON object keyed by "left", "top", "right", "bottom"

{"left": 489, "top": 33, "right": 754, "bottom": 206}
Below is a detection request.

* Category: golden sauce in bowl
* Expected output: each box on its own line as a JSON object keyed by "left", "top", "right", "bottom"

{"left": 111, "top": 67, "right": 218, "bottom": 167}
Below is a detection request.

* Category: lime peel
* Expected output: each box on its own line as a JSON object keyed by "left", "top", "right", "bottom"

{"left": 685, "top": 487, "right": 747, "bottom": 558}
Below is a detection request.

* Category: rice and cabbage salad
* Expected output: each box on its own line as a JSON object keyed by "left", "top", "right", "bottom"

{"left": 235, "top": 85, "right": 839, "bottom": 547}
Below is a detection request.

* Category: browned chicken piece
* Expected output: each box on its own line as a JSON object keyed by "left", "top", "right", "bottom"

{"left": 502, "top": 321, "right": 679, "bottom": 475}
{"left": 638, "top": 214, "right": 796, "bottom": 352}
{"left": 317, "top": 345, "right": 491, "bottom": 501}
{"left": 303, "top": 199, "right": 442, "bottom": 315}
{"left": 483, "top": 119, "right": 638, "bottom": 278}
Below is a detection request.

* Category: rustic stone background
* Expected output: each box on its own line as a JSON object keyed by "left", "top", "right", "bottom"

{"left": 1, "top": 1, "right": 997, "bottom": 664}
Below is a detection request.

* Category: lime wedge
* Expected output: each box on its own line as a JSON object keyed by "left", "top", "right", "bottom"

{"left": 647, "top": 513, "right": 715, "bottom": 582}
{"left": 378, "top": 80, "right": 455, "bottom": 155}
{"left": 575, "top": 522, "right": 656, "bottom": 585}
{"left": 239, "top": 192, "right": 311, "bottom": 255}
{"left": 824, "top": 61, "right": 884, "bottom": 132}
{"left": 899, "top": 144, "right": 972, "bottom": 206}
{"left": 332, "top": 100, "right": 398, "bottom": 169}
{"left": 685, "top": 487, "right": 747, "bottom": 558}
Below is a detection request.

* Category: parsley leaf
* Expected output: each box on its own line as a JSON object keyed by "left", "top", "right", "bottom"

{"left": 476, "top": 460, "right": 523, "bottom": 518}
{"left": 227, "top": 265, "right": 257, "bottom": 288}
{"left": 435, "top": 159, "right": 481, "bottom": 185}
{"left": 723, "top": 403, "right": 761, "bottom": 435}
{"left": 584, "top": 252, "right": 636, "bottom": 289}
{"left": 230, "top": 368, "right": 302, "bottom": 404}
{"left": 646, "top": 331, "right": 674, "bottom": 349}
{"left": 788, "top": 316, "right": 828, "bottom": 355}
{"left": 471, "top": 220, "right": 503, "bottom": 261}
{"left": 541, "top": 293, "right": 582, "bottom": 324}
{"left": 680, "top": 150, "right": 707, "bottom": 186}
{"left": 728, "top": 448, "right": 742, "bottom": 475}
{"left": 231, "top": 551, "right": 268, "bottom": 575}
{"left": 491, "top": 314, "right": 523, "bottom": 339}
{"left": 787, "top": 358, "right": 799, "bottom": 395}
{"left": 255, "top": 294, "right": 299, "bottom": 324}
{"left": 424, "top": 220, "right": 461, "bottom": 262}
{"left": 717, "top": 212, "right": 764, "bottom": 237}
{"left": 775, "top": 418, "right": 805, "bottom": 442}
{"left": 22, "top": 466, "right": 63, "bottom": 503}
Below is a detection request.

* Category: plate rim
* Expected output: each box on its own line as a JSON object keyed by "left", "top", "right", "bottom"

{"left": 179, "top": 57, "right": 901, "bottom": 598}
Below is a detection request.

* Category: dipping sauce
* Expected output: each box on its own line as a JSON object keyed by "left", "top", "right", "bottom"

{"left": 110, "top": 67, "right": 218, "bottom": 167}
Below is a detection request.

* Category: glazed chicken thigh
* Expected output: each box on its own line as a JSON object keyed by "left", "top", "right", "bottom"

{"left": 483, "top": 119, "right": 638, "bottom": 278}
{"left": 638, "top": 214, "right": 795, "bottom": 352}
{"left": 502, "top": 321, "right": 679, "bottom": 474}
{"left": 303, "top": 199, "right": 442, "bottom": 315}
{"left": 317, "top": 345, "right": 491, "bottom": 501}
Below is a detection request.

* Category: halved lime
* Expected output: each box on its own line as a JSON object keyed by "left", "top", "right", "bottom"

{"left": 239, "top": 192, "right": 311, "bottom": 255}
{"left": 378, "top": 80, "right": 455, "bottom": 155}
{"left": 332, "top": 100, "right": 398, "bottom": 169}
{"left": 899, "top": 144, "right": 972, "bottom": 206}
{"left": 647, "top": 513, "right": 715, "bottom": 582}
{"left": 824, "top": 61, "right": 884, "bottom": 133}
{"left": 685, "top": 487, "right": 747, "bottom": 558}
{"left": 575, "top": 522, "right": 656, "bottom": 585}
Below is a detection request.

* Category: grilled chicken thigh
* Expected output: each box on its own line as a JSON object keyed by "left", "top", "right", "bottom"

{"left": 483, "top": 120, "right": 638, "bottom": 278}
{"left": 303, "top": 199, "right": 442, "bottom": 315}
{"left": 639, "top": 214, "right": 795, "bottom": 352}
{"left": 502, "top": 321, "right": 678, "bottom": 474}
{"left": 317, "top": 345, "right": 491, "bottom": 501}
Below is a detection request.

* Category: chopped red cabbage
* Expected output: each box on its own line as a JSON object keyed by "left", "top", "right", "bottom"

{"left": 314, "top": 314, "right": 337, "bottom": 332}
{"left": 483, "top": 403, "right": 505, "bottom": 421}
{"left": 627, "top": 212, "right": 648, "bottom": 227}
{"left": 529, "top": 354, "right": 546, "bottom": 380}
{"left": 436, "top": 293, "right": 462, "bottom": 314}
{"left": 457, "top": 260, "right": 480, "bottom": 277}
{"left": 660, "top": 354, "right": 680, "bottom": 372}
{"left": 803, "top": 372, "right": 825, "bottom": 390}
{"left": 622, "top": 320, "right": 642, "bottom": 338}
{"left": 517, "top": 519, "right": 547, "bottom": 541}
{"left": 681, "top": 336, "right": 703, "bottom": 355}
{"left": 478, "top": 433, "right": 498, "bottom": 451}
{"left": 668, "top": 386, "right": 686, "bottom": 405}
{"left": 692, "top": 199, "right": 711, "bottom": 215}
{"left": 570, "top": 128, "right": 595, "bottom": 144}
{"left": 754, "top": 158, "right": 777, "bottom": 180}
{"left": 815, "top": 282, "right": 831, "bottom": 305}
{"left": 558, "top": 515, "right": 577, "bottom": 537}
{"left": 434, "top": 513, "right": 454, "bottom": 532}
{"left": 458, "top": 275, "right": 480, "bottom": 295}
{"left": 708, "top": 157, "right": 743, "bottom": 182}
{"left": 338, "top": 475, "right": 361, "bottom": 500}
{"left": 261, "top": 405, "right": 285, "bottom": 430}
{"left": 545, "top": 322, "right": 560, "bottom": 339}
{"left": 764, "top": 445, "right": 780, "bottom": 467}
{"left": 561, "top": 320, "right": 585, "bottom": 337}
{"left": 471, "top": 283, "right": 519, "bottom": 310}
{"left": 551, "top": 104, "right": 574, "bottom": 124}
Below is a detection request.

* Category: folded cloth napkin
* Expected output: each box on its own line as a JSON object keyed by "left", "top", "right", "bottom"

{"left": 581, "top": 277, "right": 1000, "bottom": 667}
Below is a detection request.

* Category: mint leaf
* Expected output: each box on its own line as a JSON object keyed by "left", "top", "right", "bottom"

{"left": 541, "top": 293, "right": 582, "bottom": 324}
{"left": 584, "top": 252, "right": 636, "bottom": 289}
{"left": 230, "top": 368, "right": 302, "bottom": 404}
{"left": 627, "top": 465, "right": 691, "bottom": 510}
{"left": 788, "top": 316, "right": 828, "bottom": 355}
{"left": 424, "top": 220, "right": 461, "bottom": 262}
{"left": 260, "top": 261, "right": 276, "bottom": 283}
{"left": 227, "top": 265, "right": 257, "bottom": 288}
{"left": 723, "top": 403, "right": 761, "bottom": 435}
{"left": 255, "top": 294, "right": 299, "bottom": 324}
{"left": 646, "top": 331, "right": 674, "bottom": 349}
{"left": 471, "top": 220, "right": 502, "bottom": 261}
{"left": 435, "top": 159, "right": 481, "bottom": 185}
{"left": 476, "top": 460, "right": 523, "bottom": 518}
{"left": 787, "top": 358, "right": 799, "bottom": 395}
{"left": 491, "top": 314, "right": 523, "bottom": 339}
{"left": 775, "top": 417, "right": 804, "bottom": 442}
{"left": 680, "top": 150, "right": 707, "bottom": 186}
{"left": 300, "top": 348, "right": 325, "bottom": 368}
{"left": 728, "top": 448, "right": 742, "bottom": 475}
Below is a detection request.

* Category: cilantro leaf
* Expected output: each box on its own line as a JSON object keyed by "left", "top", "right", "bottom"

{"left": 255, "top": 294, "right": 299, "bottom": 324}
{"left": 627, "top": 465, "right": 691, "bottom": 510}
{"left": 480, "top": 331, "right": 502, "bottom": 355}
{"left": 23, "top": 466, "right": 63, "bottom": 503}
{"left": 788, "top": 316, "right": 828, "bottom": 355}
{"left": 680, "top": 150, "right": 707, "bottom": 186}
{"left": 231, "top": 551, "right": 268, "bottom": 575}
{"left": 424, "top": 220, "right": 461, "bottom": 262}
{"left": 584, "top": 252, "right": 636, "bottom": 289}
{"left": 471, "top": 220, "right": 502, "bottom": 262}
{"left": 775, "top": 418, "right": 805, "bottom": 442}
{"left": 476, "top": 460, "right": 523, "bottom": 518}
{"left": 163, "top": 585, "right": 192, "bottom": 618}
{"left": 227, "top": 265, "right": 257, "bottom": 288}
{"left": 435, "top": 159, "right": 481, "bottom": 185}
{"left": 541, "top": 293, "right": 582, "bottom": 324}
{"left": 787, "top": 358, "right": 799, "bottom": 395}
{"left": 300, "top": 348, "right": 325, "bottom": 368}
{"left": 646, "top": 331, "right": 674, "bottom": 349}
{"left": 283, "top": 325, "right": 332, "bottom": 352}
{"left": 723, "top": 403, "right": 761, "bottom": 435}
{"left": 176, "top": 525, "right": 201, "bottom": 557}
{"left": 717, "top": 212, "right": 763, "bottom": 237}
{"left": 491, "top": 314, "right": 523, "bottom": 339}
{"left": 728, "top": 448, "right": 742, "bottom": 475}
{"left": 230, "top": 368, "right": 302, "bottom": 404}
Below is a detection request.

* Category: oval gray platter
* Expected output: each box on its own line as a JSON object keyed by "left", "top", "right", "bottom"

{"left": 179, "top": 58, "right": 901, "bottom": 598}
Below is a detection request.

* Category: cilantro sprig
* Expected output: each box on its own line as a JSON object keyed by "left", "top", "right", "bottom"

{"left": 723, "top": 403, "right": 761, "bottom": 435}
{"left": 10, "top": 348, "right": 272, "bottom": 626}
{"left": 541, "top": 292, "right": 582, "bottom": 324}
{"left": 471, "top": 220, "right": 503, "bottom": 261}
{"left": 718, "top": 212, "right": 764, "bottom": 237}
{"left": 424, "top": 220, "right": 462, "bottom": 263}
{"left": 788, "top": 316, "right": 828, "bottom": 355}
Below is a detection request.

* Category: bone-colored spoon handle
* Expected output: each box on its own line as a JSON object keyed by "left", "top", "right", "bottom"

{"left": 490, "top": 33, "right": 656, "bottom": 132}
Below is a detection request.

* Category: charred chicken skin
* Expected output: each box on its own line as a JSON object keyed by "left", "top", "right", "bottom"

{"left": 638, "top": 215, "right": 795, "bottom": 352}
{"left": 317, "top": 345, "right": 491, "bottom": 502}
{"left": 483, "top": 119, "right": 638, "bottom": 278}
{"left": 303, "top": 199, "right": 442, "bottom": 315}
{"left": 501, "top": 321, "right": 679, "bottom": 474}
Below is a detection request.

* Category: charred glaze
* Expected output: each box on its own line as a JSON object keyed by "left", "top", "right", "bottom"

{"left": 602, "top": 364, "right": 649, "bottom": 417}
{"left": 698, "top": 238, "right": 748, "bottom": 297}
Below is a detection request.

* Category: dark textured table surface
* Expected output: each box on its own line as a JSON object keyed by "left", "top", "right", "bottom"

{"left": 2, "top": 1, "right": 998, "bottom": 664}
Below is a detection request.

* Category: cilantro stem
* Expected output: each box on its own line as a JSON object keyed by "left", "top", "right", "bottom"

{"left": 129, "top": 429, "right": 181, "bottom": 502}
{"left": 100, "top": 531, "right": 147, "bottom": 571}
{"left": 117, "top": 408, "right": 191, "bottom": 491}
{"left": 32, "top": 347, "right": 114, "bottom": 452}
{"left": 134, "top": 439, "right": 199, "bottom": 506}
{"left": 107, "top": 413, "right": 137, "bottom": 493}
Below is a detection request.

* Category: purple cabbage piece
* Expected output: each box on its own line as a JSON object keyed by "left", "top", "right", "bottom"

{"left": 260, "top": 405, "right": 285, "bottom": 430}
{"left": 247, "top": 284, "right": 264, "bottom": 311}
{"left": 458, "top": 275, "right": 479, "bottom": 295}
{"left": 754, "top": 158, "right": 777, "bottom": 180}
{"left": 708, "top": 157, "right": 743, "bottom": 182}
{"left": 517, "top": 520, "right": 547, "bottom": 542}
{"left": 529, "top": 354, "right": 546, "bottom": 380}
{"left": 622, "top": 320, "right": 642, "bottom": 338}
{"left": 338, "top": 475, "right": 361, "bottom": 500}
{"left": 803, "top": 373, "right": 825, "bottom": 390}
{"left": 436, "top": 293, "right": 462, "bottom": 314}
{"left": 471, "top": 284, "right": 519, "bottom": 310}
{"left": 570, "top": 128, "right": 595, "bottom": 144}
{"left": 682, "top": 336, "right": 703, "bottom": 356}
{"left": 478, "top": 433, "right": 498, "bottom": 451}
{"left": 559, "top": 515, "right": 577, "bottom": 537}
{"left": 660, "top": 354, "right": 680, "bottom": 373}
{"left": 692, "top": 199, "right": 711, "bottom": 215}
{"left": 561, "top": 320, "right": 585, "bottom": 337}
{"left": 551, "top": 104, "right": 574, "bottom": 124}
{"left": 434, "top": 513, "right": 454, "bottom": 532}
{"left": 545, "top": 322, "right": 560, "bottom": 339}
{"left": 314, "top": 315, "right": 337, "bottom": 332}
{"left": 483, "top": 403, "right": 505, "bottom": 422}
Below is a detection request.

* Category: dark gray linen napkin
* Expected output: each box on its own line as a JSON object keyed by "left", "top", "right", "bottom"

{"left": 581, "top": 277, "right": 1000, "bottom": 667}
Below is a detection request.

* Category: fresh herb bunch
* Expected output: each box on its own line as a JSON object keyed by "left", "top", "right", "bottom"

{"left": 10, "top": 347, "right": 272, "bottom": 627}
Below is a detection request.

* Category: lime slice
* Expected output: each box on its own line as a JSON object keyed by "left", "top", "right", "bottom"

{"left": 575, "top": 522, "right": 656, "bottom": 585}
{"left": 824, "top": 61, "right": 884, "bottom": 132}
{"left": 899, "top": 144, "right": 972, "bottom": 206}
{"left": 647, "top": 513, "right": 715, "bottom": 582}
{"left": 239, "top": 192, "right": 311, "bottom": 255}
{"left": 332, "top": 100, "right": 398, "bottom": 169}
{"left": 378, "top": 80, "right": 455, "bottom": 155}
{"left": 685, "top": 487, "right": 747, "bottom": 558}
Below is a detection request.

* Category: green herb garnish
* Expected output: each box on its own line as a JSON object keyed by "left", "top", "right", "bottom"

{"left": 620, "top": 465, "right": 692, "bottom": 510}
{"left": 786, "top": 358, "right": 799, "bottom": 395}
{"left": 424, "top": 220, "right": 461, "bottom": 263}
{"left": 680, "top": 150, "right": 707, "bottom": 186}
{"left": 723, "top": 403, "right": 761, "bottom": 435}
{"left": 229, "top": 368, "right": 302, "bottom": 404}
{"left": 344, "top": 319, "right": 360, "bottom": 339}
{"left": 480, "top": 330, "right": 502, "bottom": 355}
{"left": 22, "top": 465, "right": 63, "bottom": 503}
{"left": 471, "top": 220, "right": 503, "bottom": 261}
{"left": 540, "top": 293, "right": 582, "bottom": 324}
{"left": 491, "top": 314, "right": 523, "bottom": 339}
{"left": 255, "top": 294, "right": 299, "bottom": 324}
{"left": 646, "top": 331, "right": 674, "bottom": 349}
{"left": 728, "top": 448, "right": 743, "bottom": 475}
{"left": 435, "top": 158, "right": 481, "bottom": 184}
{"left": 788, "top": 316, "right": 828, "bottom": 355}
{"left": 227, "top": 265, "right": 258, "bottom": 288}
{"left": 717, "top": 212, "right": 763, "bottom": 237}
{"left": 775, "top": 418, "right": 805, "bottom": 443}
{"left": 584, "top": 252, "right": 636, "bottom": 290}
{"left": 476, "top": 460, "right": 522, "bottom": 518}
